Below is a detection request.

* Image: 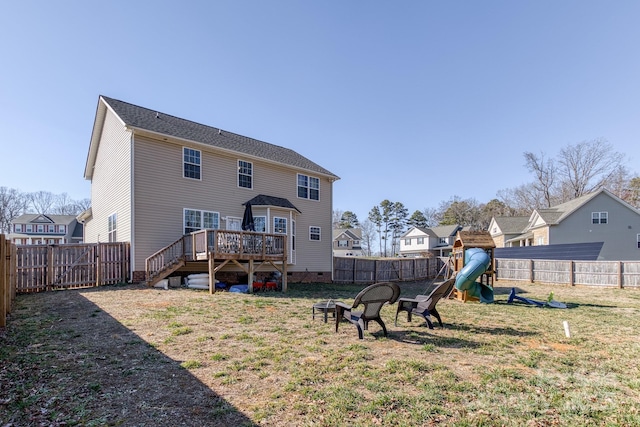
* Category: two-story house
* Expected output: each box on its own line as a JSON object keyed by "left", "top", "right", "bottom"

{"left": 399, "top": 225, "right": 465, "bottom": 258}
{"left": 488, "top": 216, "right": 532, "bottom": 247}
{"left": 489, "top": 188, "right": 640, "bottom": 260}
{"left": 332, "top": 228, "right": 365, "bottom": 257}
{"left": 8, "top": 214, "right": 83, "bottom": 245}
{"left": 81, "top": 96, "right": 339, "bottom": 283}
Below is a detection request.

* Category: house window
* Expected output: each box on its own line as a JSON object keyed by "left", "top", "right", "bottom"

{"left": 338, "top": 240, "right": 348, "bottom": 247}
{"left": 14, "top": 238, "right": 22, "bottom": 244}
{"left": 37, "top": 225, "right": 44, "bottom": 233}
{"left": 14, "top": 224, "right": 22, "bottom": 233}
{"left": 310, "top": 226, "right": 321, "bottom": 241}
{"left": 439, "top": 237, "right": 447, "bottom": 244}
{"left": 417, "top": 237, "right": 424, "bottom": 244}
{"left": 184, "top": 209, "right": 219, "bottom": 234}
{"left": 273, "top": 217, "right": 287, "bottom": 234}
{"left": 26, "top": 225, "right": 32, "bottom": 233}
{"left": 47, "top": 225, "right": 55, "bottom": 233}
{"left": 405, "top": 238, "right": 412, "bottom": 245}
{"left": 183, "top": 147, "right": 201, "bottom": 180}
{"left": 537, "top": 237, "right": 544, "bottom": 245}
{"left": 637, "top": 234, "right": 640, "bottom": 249}
{"left": 59, "top": 225, "right": 66, "bottom": 233}
{"left": 592, "top": 212, "right": 608, "bottom": 224}
{"left": 108, "top": 213, "right": 117, "bottom": 242}
{"left": 238, "top": 160, "right": 252, "bottom": 189}
{"left": 254, "top": 216, "right": 266, "bottom": 232}
{"left": 297, "top": 174, "right": 319, "bottom": 201}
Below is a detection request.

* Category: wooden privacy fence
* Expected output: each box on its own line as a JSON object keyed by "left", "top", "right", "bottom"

{"left": 15, "top": 242, "right": 130, "bottom": 293}
{"left": 1, "top": 235, "right": 17, "bottom": 328}
{"left": 495, "top": 258, "right": 640, "bottom": 288}
{"left": 333, "top": 256, "right": 444, "bottom": 284}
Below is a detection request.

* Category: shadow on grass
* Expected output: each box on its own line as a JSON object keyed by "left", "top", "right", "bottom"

{"left": 1, "top": 286, "right": 257, "bottom": 427}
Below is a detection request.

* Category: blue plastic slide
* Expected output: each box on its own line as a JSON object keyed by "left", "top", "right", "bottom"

{"left": 455, "top": 248, "right": 493, "bottom": 303}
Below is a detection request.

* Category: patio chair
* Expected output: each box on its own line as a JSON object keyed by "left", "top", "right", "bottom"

{"left": 394, "top": 276, "right": 456, "bottom": 329}
{"left": 335, "top": 282, "right": 401, "bottom": 339}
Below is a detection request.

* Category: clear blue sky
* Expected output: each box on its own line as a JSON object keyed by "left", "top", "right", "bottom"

{"left": 2, "top": 1, "right": 639, "bottom": 222}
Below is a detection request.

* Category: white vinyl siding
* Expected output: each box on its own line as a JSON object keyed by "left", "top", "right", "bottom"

{"left": 83, "top": 107, "right": 132, "bottom": 256}
{"left": 99, "top": 128, "right": 335, "bottom": 273}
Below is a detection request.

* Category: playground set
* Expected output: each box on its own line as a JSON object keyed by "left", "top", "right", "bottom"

{"left": 450, "top": 230, "right": 496, "bottom": 303}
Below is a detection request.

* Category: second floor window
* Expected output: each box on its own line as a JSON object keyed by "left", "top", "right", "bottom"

{"left": 592, "top": 212, "right": 608, "bottom": 224}
{"left": 14, "top": 224, "right": 22, "bottom": 232}
{"left": 338, "top": 240, "right": 348, "bottom": 247}
{"left": 108, "top": 213, "right": 117, "bottom": 242}
{"left": 297, "top": 174, "right": 319, "bottom": 201}
{"left": 405, "top": 238, "right": 412, "bottom": 245}
{"left": 417, "top": 237, "right": 424, "bottom": 244}
{"left": 439, "top": 237, "right": 447, "bottom": 244}
{"left": 637, "top": 234, "right": 640, "bottom": 249}
{"left": 310, "top": 226, "right": 321, "bottom": 241}
{"left": 238, "top": 160, "right": 252, "bottom": 189}
{"left": 183, "top": 147, "right": 201, "bottom": 180}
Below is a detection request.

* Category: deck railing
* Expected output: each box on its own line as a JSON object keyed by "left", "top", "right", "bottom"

{"left": 146, "top": 230, "right": 286, "bottom": 282}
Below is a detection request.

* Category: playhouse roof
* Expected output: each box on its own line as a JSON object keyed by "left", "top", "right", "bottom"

{"left": 453, "top": 230, "right": 496, "bottom": 249}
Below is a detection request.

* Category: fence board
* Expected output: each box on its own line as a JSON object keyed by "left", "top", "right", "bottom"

{"left": 496, "top": 258, "right": 640, "bottom": 288}
{"left": 333, "top": 257, "right": 443, "bottom": 284}
{"left": 15, "top": 242, "right": 130, "bottom": 293}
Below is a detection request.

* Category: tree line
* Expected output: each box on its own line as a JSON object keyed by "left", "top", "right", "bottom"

{"left": 0, "top": 188, "right": 90, "bottom": 234}
{"left": 334, "top": 139, "right": 640, "bottom": 257}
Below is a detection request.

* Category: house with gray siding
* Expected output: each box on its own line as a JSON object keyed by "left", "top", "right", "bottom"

{"left": 489, "top": 188, "right": 640, "bottom": 260}
{"left": 81, "top": 96, "right": 339, "bottom": 282}
{"left": 332, "top": 228, "right": 364, "bottom": 257}
{"left": 8, "top": 214, "right": 82, "bottom": 245}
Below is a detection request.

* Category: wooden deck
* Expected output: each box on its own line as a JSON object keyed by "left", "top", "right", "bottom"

{"left": 145, "top": 229, "right": 287, "bottom": 292}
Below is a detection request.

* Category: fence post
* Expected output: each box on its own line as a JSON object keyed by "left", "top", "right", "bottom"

{"left": 1, "top": 235, "right": 6, "bottom": 328}
{"left": 529, "top": 259, "right": 534, "bottom": 283}
{"left": 46, "top": 245, "right": 54, "bottom": 291}
{"left": 569, "top": 261, "right": 574, "bottom": 286}
{"left": 618, "top": 261, "right": 623, "bottom": 289}
{"left": 95, "top": 243, "right": 101, "bottom": 287}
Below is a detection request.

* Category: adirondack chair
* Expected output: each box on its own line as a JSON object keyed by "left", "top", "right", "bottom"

{"left": 335, "top": 282, "right": 401, "bottom": 339}
{"left": 394, "top": 277, "right": 456, "bottom": 329}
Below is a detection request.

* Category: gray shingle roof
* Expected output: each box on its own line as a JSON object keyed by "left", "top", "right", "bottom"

{"left": 101, "top": 96, "right": 339, "bottom": 179}
{"left": 245, "top": 195, "right": 301, "bottom": 213}
{"left": 493, "top": 216, "right": 530, "bottom": 234}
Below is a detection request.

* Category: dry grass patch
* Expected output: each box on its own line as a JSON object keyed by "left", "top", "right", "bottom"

{"left": 1, "top": 280, "right": 640, "bottom": 426}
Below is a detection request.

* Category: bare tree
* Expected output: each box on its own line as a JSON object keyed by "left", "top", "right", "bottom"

{"left": 524, "top": 151, "right": 557, "bottom": 208}
{"left": 28, "top": 191, "right": 56, "bottom": 214}
{"left": 0, "top": 187, "right": 28, "bottom": 234}
{"left": 557, "top": 139, "right": 625, "bottom": 199}
{"left": 74, "top": 198, "right": 91, "bottom": 213}
{"left": 332, "top": 209, "right": 344, "bottom": 229}
{"left": 359, "top": 219, "right": 377, "bottom": 256}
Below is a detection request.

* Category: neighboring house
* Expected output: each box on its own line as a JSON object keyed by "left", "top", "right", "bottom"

{"left": 489, "top": 188, "right": 640, "bottom": 260}
{"left": 7, "top": 214, "right": 83, "bottom": 245}
{"left": 488, "top": 216, "right": 532, "bottom": 248}
{"left": 81, "top": 96, "right": 340, "bottom": 282}
{"left": 399, "top": 225, "right": 465, "bottom": 258}
{"left": 332, "top": 228, "right": 365, "bottom": 257}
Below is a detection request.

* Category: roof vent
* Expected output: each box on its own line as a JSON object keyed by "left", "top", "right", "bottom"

{"left": 156, "top": 112, "right": 160, "bottom": 119}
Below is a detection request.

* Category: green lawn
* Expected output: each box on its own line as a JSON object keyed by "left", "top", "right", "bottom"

{"left": 1, "top": 280, "right": 639, "bottom": 426}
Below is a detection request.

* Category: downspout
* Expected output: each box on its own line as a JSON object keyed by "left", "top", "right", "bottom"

{"left": 129, "top": 129, "right": 135, "bottom": 282}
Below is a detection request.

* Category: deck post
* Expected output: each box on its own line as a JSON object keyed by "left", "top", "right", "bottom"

{"left": 208, "top": 252, "right": 215, "bottom": 294}
{"left": 248, "top": 259, "right": 254, "bottom": 293}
